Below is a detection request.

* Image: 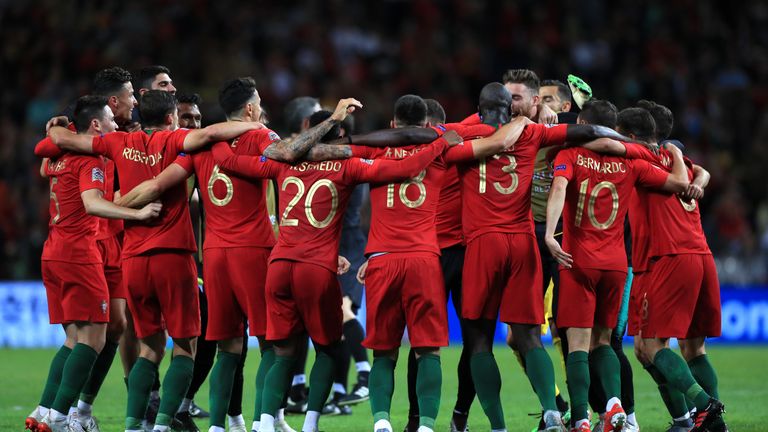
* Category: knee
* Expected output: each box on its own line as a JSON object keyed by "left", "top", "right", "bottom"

{"left": 413, "top": 347, "right": 439, "bottom": 359}
{"left": 218, "top": 337, "right": 244, "bottom": 354}
{"left": 107, "top": 316, "right": 127, "bottom": 342}
{"left": 505, "top": 326, "right": 515, "bottom": 350}
{"left": 679, "top": 339, "right": 706, "bottom": 361}
{"left": 374, "top": 349, "right": 398, "bottom": 361}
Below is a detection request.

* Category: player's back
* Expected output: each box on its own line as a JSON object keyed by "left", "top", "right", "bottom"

{"left": 270, "top": 159, "right": 361, "bottom": 272}
{"left": 451, "top": 123, "right": 568, "bottom": 242}
{"left": 42, "top": 153, "right": 103, "bottom": 263}
{"left": 435, "top": 165, "right": 462, "bottom": 249}
{"left": 366, "top": 144, "right": 446, "bottom": 255}
{"left": 555, "top": 147, "right": 665, "bottom": 270}
{"left": 192, "top": 136, "right": 276, "bottom": 250}
{"left": 92, "top": 129, "right": 196, "bottom": 257}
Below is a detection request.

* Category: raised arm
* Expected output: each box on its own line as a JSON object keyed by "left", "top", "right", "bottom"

{"left": 329, "top": 127, "right": 440, "bottom": 147}
{"left": 35, "top": 137, "right": 64, "bottom": 159}
{"left": 352, "top": 138, "right": 450, "bottom": 183}
{"left": 82, "top": 189, "right": 162, "bottom": 221}
{"left": 181, "top": 121, "right": 265, "bottom": 152}
{"left": 304, "top": 144, "right": 354, "bottom": 161}
{"left": 659, "top": 144, "right": 690, "bottom": 193}
{"left": 48, "top": 126, "right": 95, "bottom": 153}
{"left": 211, "top": 141, "right": 281, "bottom": 179}
{"left": 545, "top": 176, "right": 573, "bottom": 268}
{"left": 468, "top": 116, "right": 532, "bottom": 158}
{"left": 262, "top": 98, "right": 363, "bottom": 163}
{"left": 115, "top": 164, "right": 191, "bottom": 208}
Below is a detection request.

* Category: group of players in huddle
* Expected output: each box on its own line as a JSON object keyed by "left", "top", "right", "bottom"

{"left": 23, "top": 63, "right": 727, "bottom": 432}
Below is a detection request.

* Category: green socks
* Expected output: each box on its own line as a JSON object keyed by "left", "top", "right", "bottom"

{"left": 155, "top": 355, "right": 194, "bottom": 427}
{"left": 470, "top": 352, "right": 505, "bottom": 430}
{"left": 524, "top": 347, "right": 558, "bottom": 412}
{"left": 566, "top": 351, "right": 590, "bottom": 422}
{"left": 416, "top": 354, "right": 442, "bottom": 429}
{"left": 688, "top": 354, "right": 719, "bottom": 399}
{"left": 653, "top": 348, "right": 710, "bottom": 411}
{"left": 79, "top": 340, "right": 118, "bottom": 404}
{"left": 261, "top": 355, "right": 296, "bottom": 417}
{"left": 307, "top": 350, "right": 335, "bottom": 413}
{"left": 370, "top": 356, "right": 396, "bottom": 422}
{"left": 644, "top": 363, "right": 689, "bottom": 419}
{"left": 591, "top": 345, "right": 621, "bottom": 403}
{"left": 254, "top": 348, "right": 275, "bottom": 421}
{"left": 39, "top": 345, "right": 72, "bottom": 408}
{"left": 126, "top": 357, "right": 157, "bottom": 429}
{"left": 51, "top": 343, "right": 98, "bottom": 414}
{"left": 209, "top": 351, "right": 241, "bottom": 427}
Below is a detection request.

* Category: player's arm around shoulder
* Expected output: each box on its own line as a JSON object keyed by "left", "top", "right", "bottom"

{"left": 115, "top": 163, "right": 191, "bottom": 209}
{"left": 182, "top": 121, "right": 264, "bottom": 153}
{"left": 658, "top": 144, "right": 690, "bottom": 193}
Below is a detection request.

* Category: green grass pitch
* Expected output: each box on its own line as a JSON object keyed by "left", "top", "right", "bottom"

{"left": 1, "top": 346, "right": 766, "bottom": 431}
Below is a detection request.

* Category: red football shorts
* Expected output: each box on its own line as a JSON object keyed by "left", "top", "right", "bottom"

{"left": 557, "top": 268, "right": 627, "bottom": 329}
{"left": 42, "top": 261, "right": 110, "bottom": 324}
{"left": 265, "top": 259, "right": 342, "bottom": 345}
{"left": 627, "top": 270, "right": 649, "bottom": 336}
{"left": 362, "top": 252, "right": 449, "bottom": 350}
{"left": 96, "top": 234, "right": 127, "bottom": 299}
{"left": 640, "top": 254, "right": 721, "bottom": 339}
{"left": 462, "top": 232, "right": 544, "bottom": 324}
{"left": 203, "top": 246, "right": 270, "bottom": 340}
{"left": 122, "top": 251, "right": 200, "bottom": 339}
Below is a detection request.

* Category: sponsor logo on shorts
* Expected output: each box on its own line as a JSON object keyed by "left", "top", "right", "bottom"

{"left": 101, "top": 300, "right": 108, "bottom": 315}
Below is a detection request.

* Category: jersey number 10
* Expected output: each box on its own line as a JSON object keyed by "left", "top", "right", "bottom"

{"left": 575, "top": 179, "right": 619, "bottom": 230}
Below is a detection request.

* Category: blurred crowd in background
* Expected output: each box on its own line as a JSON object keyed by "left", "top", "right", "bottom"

{"left": 1, "top": 0, "right": 767, "bottom": 284}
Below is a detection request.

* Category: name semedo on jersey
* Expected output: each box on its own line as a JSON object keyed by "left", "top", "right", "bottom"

{"left": 290, "top": 160, "right": 343, "bottom": 172}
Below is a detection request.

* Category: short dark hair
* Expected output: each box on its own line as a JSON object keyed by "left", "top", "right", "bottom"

{"left": 93, "top": 67, "right": 132, "bottom": 96}
{"left": 137, "top": 65, "right": 171, "bottom": 90}
{"left": 502, "top": 69, "right": 540, "bottom": 92}
{"left": 478, "top": 82, "right": 512, "bottom": 118}
{"left": 617, "top": 107, "right": 657, "bottom": 142}
{"left": 541, "top": 79, "right": 571, "bottom": 102}
{"left": 176, "top": 93, "right": 201, "bottom": 106}
{"left": 394, "top": 94, "right": 427, "bottom": 127}
{"left": 139, "top": 90, "right": 177, "bottom": 127}
{"left": 579, "top": 99, "right": 618, "bottom": 129}
{"left": 424, "top": 99, "right": 446, "bottom": 124}
{"left": 73, "top": 95, "right": 110, "bottom": 133}
{"left": 284, "top": 97, "right": 320, "bottom": 134}
{"left": 637, "top": 100, "right": 673, "bottom": 141}
{"left": 219, "top": 78, "right": 257, "bottom": 117}
{"left": 308, "top": 110, "right": 340, "bottom": 143}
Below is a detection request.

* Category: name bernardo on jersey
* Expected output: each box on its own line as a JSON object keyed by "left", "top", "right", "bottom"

{"left": 575, "top": 154, "right": 627, "bottom": 174}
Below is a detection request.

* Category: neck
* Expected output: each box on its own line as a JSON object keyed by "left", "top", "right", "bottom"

{"left": 144, "top": 124, "right": 171, "bottom": 132}
{"left": 480, "top": 109, "right": 510, "bottom": 126}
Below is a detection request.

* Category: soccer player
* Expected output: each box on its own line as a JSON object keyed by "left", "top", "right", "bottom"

{"left": 136, "top": 65, "right": 177, "bottom": 95}
{"left": 451, "top": 84, "right": 639, "bottom": 432}
{"left": 282, "top": 95, "right": 322, "bottom": 414}
{"left": 544, "top": 101, "right": 690, "bottom": 432}
{"left": 46, "top": 89, "right": 263, "bottom": 432}
{"left": 29, "top": 95, "right": 162, "bottom": 432}
{"left": 208, "top": 100, "right": 457, "bottom": 432}
{"left": 620, "top": 105, "right": 727, "bottom": 432}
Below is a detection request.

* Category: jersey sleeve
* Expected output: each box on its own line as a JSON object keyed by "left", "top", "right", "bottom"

{"left": 169, "top": 129, "right": 193, "bottom": 153}
{"left": 211, "top": 141, "right": 282, "bottom": 179}
{"left": 539, "top": 124, "right": 568, "bottom": 148}
{"left": 252, "top": 129, "right": 282, "bottom": 154}
{"left": 633, "top": 159, "right": 670, "bottom": 189}
{"left": 173, "top": 153, "right": 194, "bottom": 173}
{"left": 91, "top": 132, "right": 128, "bottom": 159}
{"left": 552, "top": 149, "right": 575, "bottom": 181}
{"left": 623, "top": 143, "right": 659, "bottom": 163}
{"left": 78, "top": 157, "right": 106, "bottom": 193}
{"left": 442, "top": 140, "right": 477, "bottom": 164}
{"left": 460, "top": 113, "right": 481, "bottom": 125}
{"left": 350, "top": 145, "right": 385, "bottom": 159}
{"left": 34, "top": 137, "right": 64, "bottom": 158}
{"left": 345, "top": 138, "right": 448, "bottom": 184}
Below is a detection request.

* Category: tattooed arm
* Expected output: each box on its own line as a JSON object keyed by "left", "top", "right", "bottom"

{"left": 262, "top": 98, "right": 362, "bottom": 163}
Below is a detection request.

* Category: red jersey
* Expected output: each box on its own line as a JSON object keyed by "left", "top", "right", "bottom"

{"left": 444, "top": 124, "right": 568, "bottom": 242}
{"left": 41, "top": 153, "right": 105, "bottom": 264}
{"left": 212, "top": 139, "right": 448, "bottom": 272}
{"left": 349, "top": 144, "right": 446, "bottom": 256}
{"left": 191, "top": 128, "right": 281, "bottom": 250}
{"left": 91, "top": 129, "right": 196, "bottom": 258}
{"left": 95, "top": 158, "right": 124, "bottom": 240}
{"left": 435, "top": 165, "right": 462, "bottom": 249}
{"left": 628, "top": 146, "right": 710, "bottom": 257}
{"left": 553, "top": 146, "right": 669, "bottom": 270}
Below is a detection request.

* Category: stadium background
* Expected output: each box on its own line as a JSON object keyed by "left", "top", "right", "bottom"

{"left": 0, "top": 1, "right": 767, "bottom": 430}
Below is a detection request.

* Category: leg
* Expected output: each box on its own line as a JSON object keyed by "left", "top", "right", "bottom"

{"left": 681, "top": 338, "right": 718, "bottom": 399}
{"left": 260, "top": 336, "right": 301, "bottom": 431}
{"left": 511, "top": 323, "right": 558, "bottom": 413}
{"left": 465, "top": 319, "right": 506, "bottom": 431}
{"left": 120, "top": 308, "right": 141, "bottom": 379}
{"left": 406, "top": 348, "right": 419, "bottom": 422}
{"left": 303, "top": 340, "right": 344, "bottom": 432}
{"left": 370, "top": 349, "right": 399, "bottom": 431}
{"left": 287, "top": 335, "right": 309, "bottom": 411}
{"left": 636, "top": 338, "right": 692, "bottom": 423}
{"left": 125, "top": 331, "right": 165, "bottom": 430}
{"left": 590, "top": 326, "right": 627, "bottom": 429}
{"left": 154, "top": 337, "right": 197, "bottom": 429}
{"left": 208, "top": 337, "right": 243, "bottom": 428}
{"left": 413, "top": 347, "right": 442, "bottom": 431}
{"left": 565, "top": 327, "right": 592, "bottom": 428}
{"left": 253, "top": 337, "right": 276, "bottom": 428}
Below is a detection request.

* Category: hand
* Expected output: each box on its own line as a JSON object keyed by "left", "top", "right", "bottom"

{"left": 331, "top": 98, "right": 363, "bottom": 122}
{"left": 46, "top": 116, "right": 69, "bottom": 133}
{"left": 337, "top": 256, "right": 351, "bottom": 275}
{"left": 537, "top": 104, "right": 558, "bottom": 125}
{"left": 356, "top": 260, "right": 368, "bottom": 284}
{"left": 682, "top": 183, "right": 704, "bottom": 201}
{"left": 442, "top": 130, "right": 463, "bottom": 147}
{"left": 137, "top": 202, "right": 162, "bottom": 220}
{"left": 545, "top": 235, "right": 573, "bottom": 268}
{"left": 643, "top": 142, "right": 660, "bottom": 155}
{"left": 662, "top": 141, "right": 682, "bottom": 156}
